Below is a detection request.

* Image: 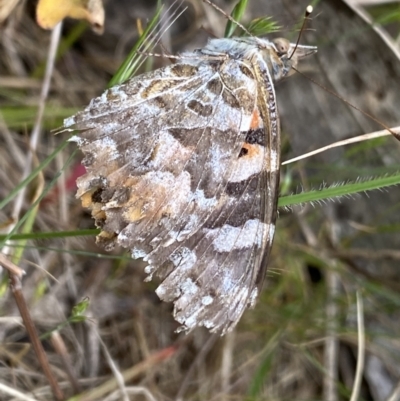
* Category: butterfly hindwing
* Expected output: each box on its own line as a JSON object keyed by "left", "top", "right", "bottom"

{"left": 64, "top": 36, "right": 315, "bottom": 333}
{"left": 67, "top": 52, "right": 279, "bottom": 332}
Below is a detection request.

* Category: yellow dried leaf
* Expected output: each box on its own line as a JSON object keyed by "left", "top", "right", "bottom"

{"left": 36, "top": 0, "right": 105, "bottom": 34}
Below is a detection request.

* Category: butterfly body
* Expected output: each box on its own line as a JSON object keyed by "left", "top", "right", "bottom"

{"left": 64, "top": 36, "right": 316, "bottom": 334}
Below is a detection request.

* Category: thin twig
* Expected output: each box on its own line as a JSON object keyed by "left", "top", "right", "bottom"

{"left": 9, "top": 273, "right": 64, "bottom": 400}
{"left": 0, "top": 252, "right": 25, "bottom": 277}
{"left": 283, "top": 126, "right": 400, "bottom": 165}
{"left": 51, "top": 331, "right": 81, "bottom": 394}
{"left": 332, "top": 248, "right": 400, "bottom": 260}
{"left": 11, "top": 21, "right": 62, "bottom": 221}
{"left": 98, "top": 334, "right": 129, "bottom": 401}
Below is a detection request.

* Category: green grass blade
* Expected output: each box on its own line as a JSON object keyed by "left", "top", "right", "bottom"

{"left": 3, "top": 172, "right": 398, "bottom": 243}
{"left": 108, "top": 4, "right": 163, "bottom": 86}
{"left": 247, "top": 330, "right": 281, "bottom": 398}
{"left": 278, "top": 172, "right": 400, "bottom": 208}
{"left": 247, "top": 16, "right": 281, "bottom": 36}
{"left": 224, "top": 0, "right": 249, "bottom": 38}
{"left": 0, "top": 229, "right": 99, "bottom": 242}
{"left": 1, "top": 106, "right": 77, "bottom": 129}
{"left": 0, "top": 139, "right": 70, "bottom": 210}
{"left": 0, "top": 149, "right": 77, "bottom": 250}
{"left": 11, "top": 202, "right": 40, "bottom": 265}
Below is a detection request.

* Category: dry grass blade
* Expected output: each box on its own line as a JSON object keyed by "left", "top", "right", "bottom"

{"left": 350, "top": 291, "right": 365, "bottom": 401}
{"left": 72, "top": 347, "right": 177, "bottom": 401}
{"left": 282, "top": 126, "right": 400, "bottom": 165}
{"left": 0, "top": 381, "right": 39, "bottom": 401}
{"left": 0, "top": 0, "right": 20, "bottom": 23}
{"left": 221, "top": 331, "right": 235, "bottom": 400}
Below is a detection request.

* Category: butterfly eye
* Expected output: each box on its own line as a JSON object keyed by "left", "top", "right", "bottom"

{"left": 273, "top": 38, "right": 290, "bottom": 57}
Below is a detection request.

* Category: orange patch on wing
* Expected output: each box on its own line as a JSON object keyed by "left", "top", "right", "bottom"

{"left": 80, "top": 190, "right": 105, "bottom": 220}
{"left": 250, "top": 109, "right": 262, "bottom": 130}
{"left": 241, "top": 143, "right": 261, "bottom": 159}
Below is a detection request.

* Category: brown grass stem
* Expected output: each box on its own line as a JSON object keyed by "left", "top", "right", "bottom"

{"left": 9, "top": 271, "right": 64, "bottom": 400}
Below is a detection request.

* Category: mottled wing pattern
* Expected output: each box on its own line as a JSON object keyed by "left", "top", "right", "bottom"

{"left": 66, "top": 55, "right": 279, "bottom": 333}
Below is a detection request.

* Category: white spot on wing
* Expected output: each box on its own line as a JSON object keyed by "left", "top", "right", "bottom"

{"left": 229, "top": 144, "right": 264, "bottom": 182}
{"left": 222, "top": 272, "right": 235, "bottom": 292}
{"left": 68, "top": 135, "right": 83, "bottom": 145}
{"left": 202, "top": 295, "right": 214, "bottom": 305}
{"left": 203, "top": 320, "right": 214, "bottom": 329}
{"left": 209, "top": 144, "right": 226, "bottom": 181}
{"left": 170, "top": 247, "right": 197, "bottom": 270}
{"left": 130, "top": 247, "right": 147, "bottom": 259}
{"left": 192, "top": 189, "right": 217, "bottom": 210}
{"left": 64, "top": 116, "right": 76, "bottom": 127}
{"left": 182, "top": 312, "right": 199, "bottom": 329}
{"left": 249, "top": 288, "right": 258, "bottom": 307}
{"left": 180, "top": 278, "right": 199, "bottom": 295}
{"left": 144, "top": 265, "right": 154, "bottom": 274}
{"left": 95, "top": 136, "right": 120, "bottom": 160}
{"left": 239, "top": 114, "right": 252, "bottom": 132}
{"left": 205, "top": 219, "right": 267, "bottom": 253}
{"left": 151, "top": 131, "right": 192, "bottom": 169}
{"left": 268, "top": 224, "right": 275, "bottom": 241}
{"left": 270, "top": 149, "right": 279, "bottom": 172}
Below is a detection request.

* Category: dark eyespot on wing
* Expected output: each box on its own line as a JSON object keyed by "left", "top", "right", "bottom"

{"left": 238, "top": 147, "right": 248, "bottom": 157}
{"left": 91, "top": 188, "right": 103, "bottom": 203}
{"left": 245, "top": 128, "right": 264, "bottom": 145}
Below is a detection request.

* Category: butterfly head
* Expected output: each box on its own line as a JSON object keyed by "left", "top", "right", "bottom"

{"left": 267, "top": 38, "right": 317, "bottom": 81}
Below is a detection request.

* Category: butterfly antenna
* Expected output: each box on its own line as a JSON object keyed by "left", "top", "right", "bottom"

{"left": 133, "top": 1, "right": 187, "bottom": 72}
{"left": 139, "top": 0, "right": 186, "bottom": 54}
{"left": 202, "top": 0, "right": 253, "bottom": 37}
{"left": 289, "top": 5, "right": 313, "bottom": 60}
{"left": 293, "top": 67, "right": 400, "bottom": 141}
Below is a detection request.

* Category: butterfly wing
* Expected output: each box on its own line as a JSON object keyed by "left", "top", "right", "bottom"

{"left": 67, "top": 54, "right": 280, "bottom": 333}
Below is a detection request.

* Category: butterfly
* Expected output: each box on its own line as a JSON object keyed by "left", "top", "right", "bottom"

{"left": 61, "top": 31, "right": 317, "bottom": 334}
